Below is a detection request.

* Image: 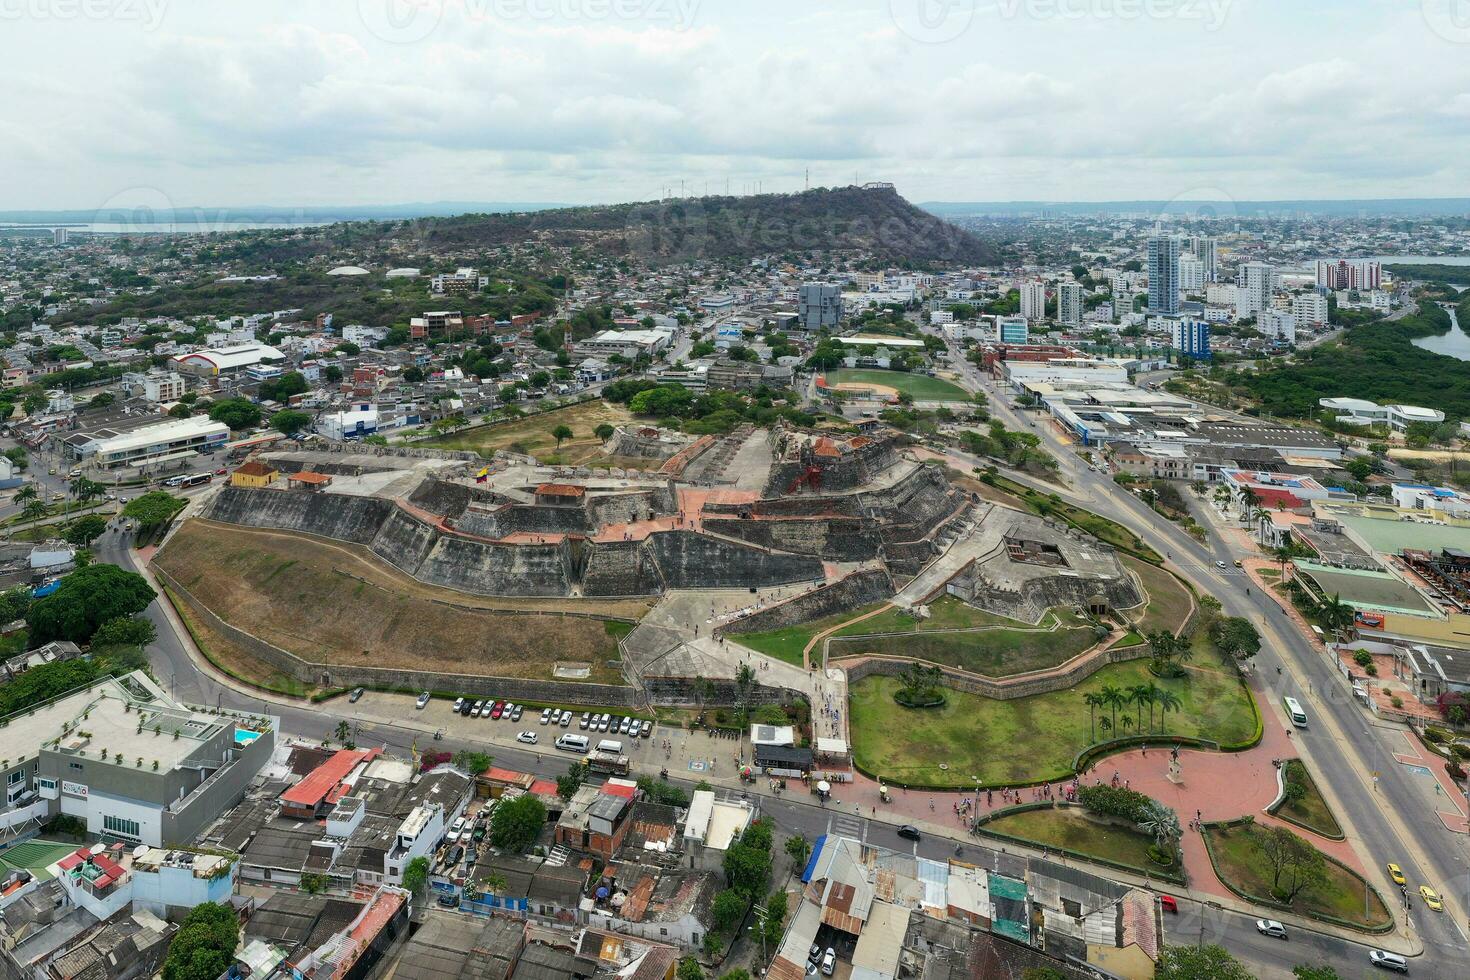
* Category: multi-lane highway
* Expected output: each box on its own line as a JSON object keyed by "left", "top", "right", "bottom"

{"left": 940, "top": 339, "right": 1470, "bottom": 973}
{"left": 77, "top": 347, "right": 1470, "bottom": 977}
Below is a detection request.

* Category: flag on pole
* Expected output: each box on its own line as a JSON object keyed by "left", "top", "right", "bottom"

{"left": 475, "top": 467, "right": 489, "bottom": 483}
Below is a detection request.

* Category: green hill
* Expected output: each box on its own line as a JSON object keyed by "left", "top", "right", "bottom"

{"left": 417, "top": 185, "right": 994, "bottom": 267}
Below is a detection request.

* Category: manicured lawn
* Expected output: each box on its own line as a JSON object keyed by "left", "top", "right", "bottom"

{"left": 850, "top": 659, "right": 1257, "bottom": 788}
{"left": 733, "top": 602, "right": 890, "bottom": 666}
{"left": 828, "top": 619, "right": 1099, "bottom": 677}
{"left": 835, "top": 596, "right": 1031, "bottom": 635}
{"left": 1123, "top": 556, "right": 1194, "bottom": 634}
{"left": 1275, "top": 760, "right": 1344, "bottom": 839}
{"left": 1204, "top": 824, "right": 1390, "bottom": 929}
{"left": 982, "top": 807, "right": 1164, "bottom": 871}
{"left": 826, "top": 369, "right": 971, "bottom": 402}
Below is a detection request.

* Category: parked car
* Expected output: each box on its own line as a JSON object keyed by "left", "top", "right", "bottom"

{"left": 517, "top": 731, "right": 538, "bottom": 745}
{"left": 471, "top": 700, "right": 484, "bottom": 717}
{"left": 598, "top": 715, "right": 611, "bottom": 732}
{"left": 1255, "top": 919, "right": 1287, "bottom": 939}
{"left": 580, "top": 712, "right": 591, "bottom": 729}
{"left": 560, "top": 711, "right": 572, "bottom": 727}
{"left": 1368, "top": 949, "right": 1408, "bottom": 972}
{"left": 540, "top": 708, "right": 553, "bottom": 725}
{"left": 436, "top": 893, "right": 459, "bottom": 908}
{"left": 415, "top": 692, "right": 431, "bottom": 710}
{"left": 491, "top": 701, "right": 505, "bottom": 719}
{"left": 820, "top": 949, "right": 836, "bottom": 976}
{"left": 453, "top": 697, "right": 465, "bottom": 713}
{"left": 640, "top": 719, "right": 653, "bottom": 738}
{"left": 349, "top": 688, "right": 364, "bottom": 703}
{"left": 510, "top": 704, "right": 523, "bottom": 721}
{"left": 447, "top": 817, "right": 467, "bottom": 843}
{"left": 897, "top": 825, "right": 921, "bottom": 841}
{"left": 619, "top": 717, "right": 633, "bottom": 735}
{"left": 460, "top": 700, "right": 474, "bottom": 716}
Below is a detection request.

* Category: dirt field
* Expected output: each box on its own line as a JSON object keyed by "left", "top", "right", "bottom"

{"left": 424, "top": 399, "right": 634, "bottom": 465}
{"left": 156, "top": 520, "right": 645, "bottom": 684}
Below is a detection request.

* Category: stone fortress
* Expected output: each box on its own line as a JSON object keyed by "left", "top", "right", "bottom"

{"left": 190, "top": 421, "right": 1143, "bottom": 705}
{"left": 202, "top": 424, "right": 976, "bottom": 600}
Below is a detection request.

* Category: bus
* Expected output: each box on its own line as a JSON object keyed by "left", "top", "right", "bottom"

{"left": 1282, "top": 696, "right": 1308, "bottom": 728}
{"left": 588, "top": 750, "right": 630, "bottom": 776}
{"left": 164, "top": 472, "right": 213, "bottom": 489}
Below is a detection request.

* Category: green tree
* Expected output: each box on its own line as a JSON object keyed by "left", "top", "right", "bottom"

{"left": 90, "top": 616, "right": 157, "bottom": 649}
{"left": 270, "top": 409, "right": 312, "bottom": 437}
{"left": 1252, "top": 825, "right": 1328, "bottom": 902}
{"left": 594, "top": 423, "right": 615, "bottom": 440}
{"left": 551, "top": 424, "right": 573, "bottom": 448}
{"left": 14, "top": 484, "right": 37, "bottom": 506}
{"left": 21, "top": 499, "right": 48, "bottom": 525}
{"left": 1293, "top": 966, "right": 1341, "bottom": 980}
{"left": 1154, "top": 945, "right": 1254, "bottom": 980}
{"left": 722, "top": 821, "right": 774, "bottom": 897}
{"left": 1319, "top": 593, "right": 1355, "bottom": 635}
{"left": 489, "top": 793, "right": 547, "bottom": 853}
{"left": 69, "top": 476, "right": 105, "bottom": 506}
{"left": 1021, "top": 969, "right": 1066, "bottom": 980}
{"left": 711, "top": 889, "right": 747, "bottom": 932}
{"left": 676, "top": 958, "right": 705, "bottom": 980}
{"left": 402, "top": 856, "right": 430, "bottom": 897}
{"left": 1210, "top": 617, "right": 1261, "bottom": 660}
{"left": 557, "top": 761, "right": 587, "bottom": 801}
{"left": 207, "top": 397, "right": 262, "bottom": 431}
{"left": 452, "top": 750, "right": 493, "bottom": 774}
{"left": 300, "top": 872, "right": 329, "bottom": 895}
{"left": 26, "top": 563, "right": 156, "bottom": 644}
{"left": 63, "top": 514, "right": 108, "bottom": 546}
{"left": 161, "top": 902, "right": 238, "bottom": 980}
{"left": 784, "top": 833, "right": 811, "bottom": 872}
{"left": 122, "top": 491, "right": 186, "bottom": 528}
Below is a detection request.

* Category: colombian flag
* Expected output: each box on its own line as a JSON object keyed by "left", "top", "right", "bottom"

{"left": 475, "top": 467, "right": 489, "bottom": 483}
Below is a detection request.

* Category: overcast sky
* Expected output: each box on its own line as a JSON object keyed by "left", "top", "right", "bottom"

{"left": 4, "top": 0, "right": 1470, "bottom": 210}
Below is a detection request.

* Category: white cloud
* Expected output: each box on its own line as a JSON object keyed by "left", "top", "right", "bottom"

{"left": 3, "top": 0, "right": 1470, "bottom": 207}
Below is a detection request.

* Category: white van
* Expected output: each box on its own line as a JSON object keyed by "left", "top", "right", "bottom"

{"left": 555, "top": 733, "right": 590, "bottom": 753}
{"left": 1283, "top": 696, "right": 1308, "bottom": 728}
{"left": 596, "top": 739, "right": 624, "bottom": 755}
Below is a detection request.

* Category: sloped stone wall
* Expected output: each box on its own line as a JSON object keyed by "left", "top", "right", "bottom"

{"left": 700, "top": 516, "right": 881, "bottom": 561}
{"left": 207, "top": 487, "right": 390, "bottom": 545}
{"left": 723, "top": 569, "right": 894, "bottom": 635}
{"left": 583, "top": 540, "right": 665, "bottom": 597}
{"left": 646, "top": 530, "right": 825, "bottom": 589}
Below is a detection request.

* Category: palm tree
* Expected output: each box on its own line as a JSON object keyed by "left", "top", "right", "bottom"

{"left": 1083, "top": 692, "right": 1102, "bottom": 742}
{"left": 14, "top": 484, "right": 38, "bottom": 506}
{"left": 1154, "top": 689, "right": 1183, "bottom": 733}
{"left": 1128, "top": 684, "right": 1154, "bottom": 731}
{"left": 1144, "top": 682, "right": 1165, "bottom": 732}
{"left": 21, "top": 499, "right": 48, "bottom": 526}
{"left": 1138, "top": 800, "right": 1183, "bottom": 862}
{"left": 1239, "top": 487, "right": 1262, "bottom": 526}
{"left": 1098, "top": 684, "right": 1125, "bottom": 735}
{"left": 1320, "top": 592, "right": 1355, "bottom": 636}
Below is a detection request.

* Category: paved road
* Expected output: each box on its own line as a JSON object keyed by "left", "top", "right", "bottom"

{"left": 90, "top": 355, "right": 1470, "bottom": 976}
{"left": 934, "top": 340, "right": 1470, "bottom": 971}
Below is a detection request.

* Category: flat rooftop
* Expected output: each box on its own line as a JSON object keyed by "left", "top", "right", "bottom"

{"left": 2, "top": 671, "right": 232, "bottom": 773}
{"left": 1294, "top": 560, "right": 1441, "bottom": 617}
{"left": 1326, "top": 505, "right": 1470, "bottom": 555}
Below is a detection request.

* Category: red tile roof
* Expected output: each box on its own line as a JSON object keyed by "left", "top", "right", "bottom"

{"left": 1251, "top": 487, "right": 1305, "bottom": 510}
{"left": 287, "top": 471, "right": 333, "bottom": 485}
{"left": 281, "top": 748, "right": 379, "bottom": 809}
{"left": 601, "top": 781, "right": 637, "bottom": 799}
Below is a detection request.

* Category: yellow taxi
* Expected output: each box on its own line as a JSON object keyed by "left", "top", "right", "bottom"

{"left": 1419, "top": 885, "right": 1443, "bottom": 912}
{"left": 1386, "top": 863, "right": 1405, "bottom": 886}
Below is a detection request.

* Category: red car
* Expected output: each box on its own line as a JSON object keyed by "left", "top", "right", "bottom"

{"left": 214, "top": 467, "right": 228, "bottom": 476}
{"left": 490, "top": 700, "right": 505, "bottom": 719}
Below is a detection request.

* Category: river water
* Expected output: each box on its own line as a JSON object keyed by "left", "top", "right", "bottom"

{"left": 1411, "top": 305, "right": 1470, "bottom": 360}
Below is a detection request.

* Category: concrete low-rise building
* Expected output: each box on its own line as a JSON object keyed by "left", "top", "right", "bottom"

{"left": 169, "top": 343, "right": 285, "bottom": 378}
{"left": 0, "top": 671, "right": 278, "bottom": 845}
{"left": 76, "top": 415, "right": 230, "bottom": 469}
{"left": 1319, "top": 397, "right": 1445, "bottom": 432}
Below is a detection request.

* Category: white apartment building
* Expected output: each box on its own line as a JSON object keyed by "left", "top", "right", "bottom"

{"left": 1019, "top": 280, "right": 1048, "bottom": 322}
{"left": 142, "top": 372, "right": 186, "bottom": 403}
{"left": 1236, "top": 262, "right": 1274, "bottom": 318}
{"left": 1179, "top": 256, "right": 1206, "bottom": 292}
{"left": 1259, "top": 309, "right": 1296, "bottom": 344}
{"left": 1292, "top": 292, "right": 1329, "bottom": 326}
